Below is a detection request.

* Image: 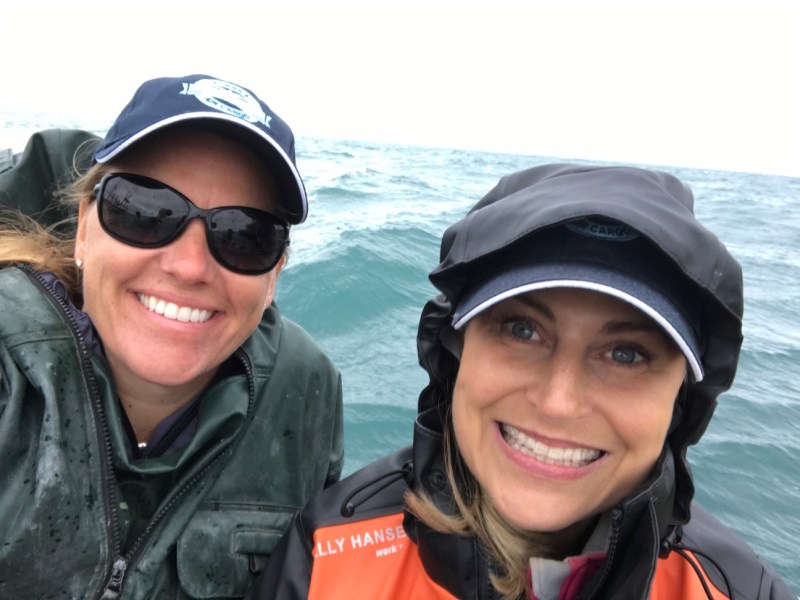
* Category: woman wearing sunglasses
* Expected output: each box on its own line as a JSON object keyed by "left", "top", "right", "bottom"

{"left": 0, "top": 75, "right": 343, "bottom": 599}
{"left": 249, "top": 164, "right": 794, "bottom": 599}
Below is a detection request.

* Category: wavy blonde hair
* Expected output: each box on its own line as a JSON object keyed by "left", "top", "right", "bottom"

{"left": 0, "top": 159, "right": 108, "bottom": 304}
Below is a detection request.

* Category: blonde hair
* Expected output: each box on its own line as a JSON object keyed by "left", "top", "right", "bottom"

{"left": 0, "top": 160, "right": 107, "bottom": 303}
{"left": 405, "top": 410, "right": 589, "bottom": 600}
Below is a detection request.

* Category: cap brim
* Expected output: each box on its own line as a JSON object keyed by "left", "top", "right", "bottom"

{"left": 94, "top": 112, "right": 308, "bottom": 224}
{"left": 452, "top": 261, "right": 704, "bottom": 382}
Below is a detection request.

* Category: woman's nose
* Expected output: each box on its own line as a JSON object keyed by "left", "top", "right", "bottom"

{"left": 159, "top": 219, "right": 216, "bottom": 282}
{"left": 527, "top": 353, "right": 591, "bottom": 419}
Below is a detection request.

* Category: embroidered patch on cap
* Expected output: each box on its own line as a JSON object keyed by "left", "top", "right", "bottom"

{"left": 180, "top": 79, "right": 273, "bottom": 128}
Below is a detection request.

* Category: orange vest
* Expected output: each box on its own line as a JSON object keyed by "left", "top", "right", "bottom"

{"left": 307, "top": 513, "right": 456, "bottom": 600}
{"left": 307, "top": 512, "right": 731, "bottom": 600}
{"left": 650, "top": 550, "right": 730, "bottom": 600}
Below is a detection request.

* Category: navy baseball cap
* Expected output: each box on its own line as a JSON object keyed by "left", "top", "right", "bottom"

{"left": 452, "top": 217, "right": 705, "bottom": 382}
{"left": 94, "top": 74, "right": 308, "bottom": 224}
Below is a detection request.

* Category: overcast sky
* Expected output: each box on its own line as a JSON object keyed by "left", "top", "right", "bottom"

{"left": 3, "top": 0, "right": 798, "bottom": 176}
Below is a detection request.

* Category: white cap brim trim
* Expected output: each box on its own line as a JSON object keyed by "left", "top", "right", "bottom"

{"left": 452, "top": 278, "right": 704, "bottom": 382}
{"left": 95, "top": 111, "right": 308, "bottom": 223}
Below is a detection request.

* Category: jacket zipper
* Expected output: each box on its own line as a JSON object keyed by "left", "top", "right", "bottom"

{"left": 96, "top": 348, "right": 256, "bottom": 597}
{"left": 578, "top": 508, "right": 623, "bottom": 600}
{"left": 23, "top": 267, "right": 256, "bottom": 599}
{"left": 21, "top": 267, "right": 126, "bottom": 599}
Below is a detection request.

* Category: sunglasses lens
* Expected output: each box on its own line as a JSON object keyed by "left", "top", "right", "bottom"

{"left": 208, "top": 209, "right": 287, "bottom": 273}
{"left": 99, "top": 176, "right": 186, "bottom": 246}
{"left": 96, "top": 174, "right": 288, "bottom": 275}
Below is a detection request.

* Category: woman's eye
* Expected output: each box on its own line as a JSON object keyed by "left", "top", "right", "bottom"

{"left": 609, "top": 345, "right": 645, "bottom": 364}
{"left": 504, "top": 320, "right": 537, "bottom": 340}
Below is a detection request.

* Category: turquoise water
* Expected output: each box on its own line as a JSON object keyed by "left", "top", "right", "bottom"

{"left": 4, "top": 119, "right": 799, "bottom": 594}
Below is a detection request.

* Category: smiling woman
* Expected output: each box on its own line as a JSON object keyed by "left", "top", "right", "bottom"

{"left": 0, "top": 75, "right": 343, "bottom": 599}
{"left": 75, "top": 127, "right": 289, "bottom": 432}
{"left": 453, "top": 288, "right": 687, "bottom": 537}
{"left": 249, "top": 164, "right": 795, "bottom": 600}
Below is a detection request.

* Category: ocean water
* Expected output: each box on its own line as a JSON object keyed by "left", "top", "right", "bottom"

{"left": 3, "top": 115, "right": 799, "bottom": 594}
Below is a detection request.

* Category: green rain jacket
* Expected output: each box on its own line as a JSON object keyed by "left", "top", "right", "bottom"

{"left": 0, "top": 266, "right": 343, "bottom": 599}
{"left": 0, "top": 129, "right": 344, "bottom": 598}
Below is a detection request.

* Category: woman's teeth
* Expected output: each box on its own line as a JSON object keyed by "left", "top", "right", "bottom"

{"left": 138, "top": 294, "right": 214, "bottom": 323}
{"left": 501, "top": 424, "right": 602, "bottom": 467}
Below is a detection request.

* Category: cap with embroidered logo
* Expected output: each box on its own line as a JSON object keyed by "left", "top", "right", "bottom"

{"left": 452, "top": 217, "right": 706, "bottom": 382}
{"left": 94, "top": 74, "right": 308, "bottom": 224}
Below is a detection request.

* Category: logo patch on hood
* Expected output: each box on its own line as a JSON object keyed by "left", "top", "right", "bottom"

{"left": 565, "top": 217, "right": 639, "bottom": 242}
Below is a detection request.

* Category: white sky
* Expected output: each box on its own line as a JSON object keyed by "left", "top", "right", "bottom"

{"left": 2, "top": 0, "right": 799, "bottom": 177}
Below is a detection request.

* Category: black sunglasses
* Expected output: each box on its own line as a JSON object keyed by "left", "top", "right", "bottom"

{"left": 92, "top": 173, "right": 289, "bottom": 275}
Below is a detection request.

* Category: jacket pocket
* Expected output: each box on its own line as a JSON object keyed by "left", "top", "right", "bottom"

{"left": 176, "top": 506, "right": 295, "bottom": 599}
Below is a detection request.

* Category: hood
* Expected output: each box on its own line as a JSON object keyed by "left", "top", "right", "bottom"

{"left": 415, "top": 163, "right": 743, "bottom": 525}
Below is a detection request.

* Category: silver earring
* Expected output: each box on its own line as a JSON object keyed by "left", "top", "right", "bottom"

{"left": 75, "top": 258, "right": 83, "bottom": 269}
